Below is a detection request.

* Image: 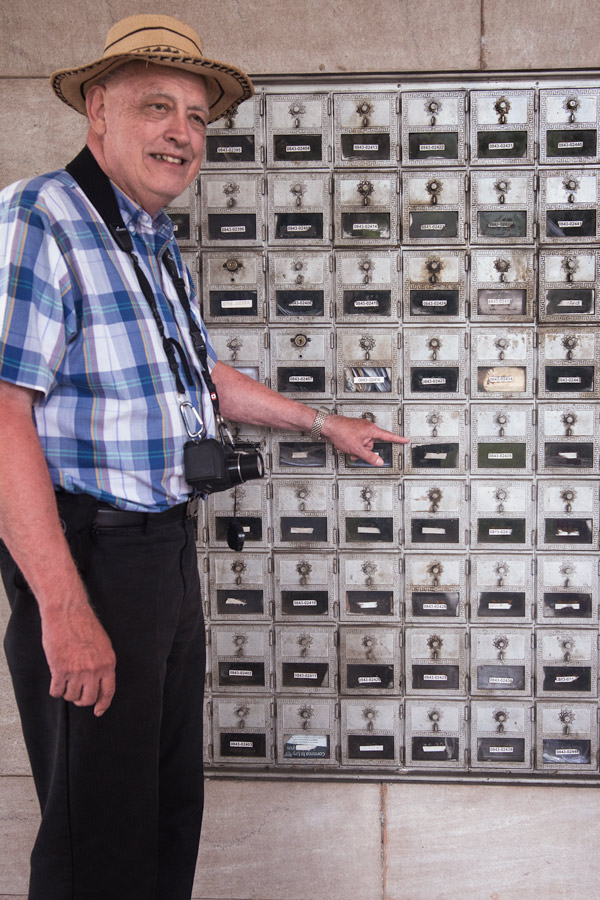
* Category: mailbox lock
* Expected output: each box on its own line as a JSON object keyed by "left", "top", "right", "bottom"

{"left": 426, "top": 98, "right": 441, "bottom": 126}
{"left": 291, "top": 333, "right": 310, "bottom": 355}
{"left": 224, "top": 257, "right": 242, "bottom": 278}
{"left": 427, "top": 634, "right": 443, "bottom": 660}
{"left": 356, "top": 100, "right": 373, "bottom": 127}
{"left": 494, "top": 257, "right": 511, "bottom": 283}
{"left": 560, "top": 637, "right": 575, "bottom": 662}
{"left": 428, "top": 709, "right": 441, "bottom": 732}
{"left": 426, "top": 179, "right": 442, "bottom": 206}
{"left": 564, "top": 177, "right": 579, "bottom": 203}
{"left": 494, "top": 710, "right": 508, "bottom": 733}
{"left": 562, "top": 333, "right": 578, "bottom": 359}
{"left": 561, "top": 488, "right": 576, "bottom": 514}
{"left": 493, "top": 636, "right": 509, "bottom": 661}
{"left": 562, "top": 255, "right": 578, "bottom": 282}
{"left": 495, "top": 412, "right": 508, "bottom": 437}
{"left": 562, "top": 411, "right": 577, "bottom": 436}
{"left": 559, "top": 708, "right": 575, "bottom": 735}
{"left": 494, "top": 179, "right": 510, "bottom": 205}
{"left": 357, "top": 180, "right": 374, "bottom": 206}
{"left": 494, "top": 96, "right": 511, "bottom": 125}
{"left": 564, "top": 96, "right": 580, "bottom": 123}
{"left": 289, "top": 101, "right": 305, "bottom": 128}
{"left": 426, "top": 257, "right": 443, "bottom": 284}
{"left": 222, "top": 182, "right": 239, "bottom": 208}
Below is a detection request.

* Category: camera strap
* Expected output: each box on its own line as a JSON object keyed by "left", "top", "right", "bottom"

{"left": 66, "top": 146, "right": 222, "bottom": 427}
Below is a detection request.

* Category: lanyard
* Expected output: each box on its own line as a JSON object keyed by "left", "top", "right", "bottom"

{"left": 65, "top": 146, "right": 220, "bottom": 438}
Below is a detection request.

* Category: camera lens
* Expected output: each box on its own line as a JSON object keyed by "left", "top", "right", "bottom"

{"left": 226, "top": 448, "right": 265, "bottom": 487}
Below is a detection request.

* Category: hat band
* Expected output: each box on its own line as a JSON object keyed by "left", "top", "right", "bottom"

{"left": 105, "top": 24, "right": 203, "bottom": 56}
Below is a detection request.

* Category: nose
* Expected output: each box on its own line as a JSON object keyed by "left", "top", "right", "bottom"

{"left": 164, "top": 107, "right": 191, "bottom": 145}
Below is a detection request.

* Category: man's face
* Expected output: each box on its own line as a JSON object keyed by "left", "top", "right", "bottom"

{"left": 87, "top": 63, "right": 209, "bottom": 215}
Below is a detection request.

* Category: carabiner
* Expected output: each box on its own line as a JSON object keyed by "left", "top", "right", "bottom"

{"left": 179, "top": 396, "right": 205, "bottom": 440}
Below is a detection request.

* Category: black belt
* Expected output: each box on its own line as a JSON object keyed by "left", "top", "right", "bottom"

{"left": 94, "top": 499, "right": 197, "bottom": 528}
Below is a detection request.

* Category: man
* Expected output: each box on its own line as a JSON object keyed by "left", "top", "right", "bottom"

{"left": 0, "top": 14, "right": 408, "bottom": 900}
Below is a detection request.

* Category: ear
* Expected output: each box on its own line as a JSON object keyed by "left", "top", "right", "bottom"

{"left": 86, "top": 84, "right": 108, "bottom": 136}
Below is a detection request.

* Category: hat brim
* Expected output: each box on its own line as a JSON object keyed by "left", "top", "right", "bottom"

{"left": 50, "top": 49, "right": 254, "bottom": 123}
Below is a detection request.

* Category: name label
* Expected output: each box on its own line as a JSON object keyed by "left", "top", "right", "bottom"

{"left": 289, "top": 376, "right": 314, "bottom": 383}
{"left": 420, "top": 143, "right": 446, "bottom": 151}
{"left": 221, "top": 298, "right": 253, "bottom": 309}
{"left": 354, "top": 143, "right": 380, "bottom": 151}
{"left": 558, "top": 221, "right": 584, "bottom": 228}
{"left": 221, "top": 225, "right": 246, "bottom": 233}
{"left": 286, "top": 145, "right": 312, "bottom": 153}
{"left": 217, "top": 146, "right": 242, "bottom": 154}
{"left": 489, "top": 142, "right": 515, "bottom": 150}
{"left": 490, "top": 528, "right": 513, "bottom": 535}
{"left": 287, "top": 225, "right": 312, "bottom": 232}
{"left": 558, "top": 141, "right": 584, "bottom": 149}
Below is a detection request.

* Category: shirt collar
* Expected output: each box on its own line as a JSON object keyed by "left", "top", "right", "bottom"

{"left": 111, "top": 182, "right": 175, "bottom": 243}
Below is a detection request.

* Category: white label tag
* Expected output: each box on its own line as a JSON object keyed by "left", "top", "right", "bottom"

{"left": 423, "top": 744, "right": 445, "bottom": 752}
{"left": 490, "top": 528, "right": 513, "bottom": 535}
{"left": 420, "top": 143, "right": 446, "bottom": 151}
{"left": 422, "top": 527, "right": 446, "bottom": 534}
{"left": 421, "top": 223, "right": 446, "bottom": 231}
{"left": 487, "top": 297, "right": 512, "bottom": 305}
{"left": 225, "top": 597, "right": 247, "bottom": 606}
{"left": 357, "top": 526, "right": 382, "bottom": 534}
{"left": 422, "top": 377, "right": 447, "bottom": 385}
{"left": 354, "top": 143, "right": 380, "bottom": 151}
{"left": 354, "top": 376, "right": 385, "bottom": 384}
{"left": 490, "top": 745, "right": 514, "bottom": 753}
{"left": 358, "top": 601, "right": 379, "bottom": 609}
{"left": 555, "top": 675, "right": 579, "bottom": 683}
{"left": 229, "top": 740, "right": 254, "bottom": 747}
{"left": 354, "top": 300, "right": 380, "bottom": 307}
{"left": 289, "top": 375, "right": 314, "bottom": 383}
{"left": 359, "top": 676, "right": 382, "bottom": 684}
{"left": 557, "top": 529, "right": 580, "bottom": 536}
{"left": 557, "top": 376, "right": 581, "bottom": 383}
{"left": 488, "top": 453, "right": 513, "bottom": 459}
{"left": 229, "top": 669, "right": 253, "bottom": 677}
{"left": 558, "top": 221, "right": 583, "bottom": 228}
{"left": 286, "top": 145, "right": 312, "bottom": 152}
{"left": 489, "top": 602, "right": 511, "bottom": 609}
{"left": 424, "top": 452, "right": 448, "bottom": 459}
{"left": 293, "top": 599, "right": 318, "bottom": 606}
{"left": 294, "top": 672, "right": 318, "bottom": 679}
{"left": 487, "top": 221, "right": 513, "bottom": 228}
{"left": 291, "top": 451, "right": 309, "bottom": 459}
{"left": 290, "top": 299, "right": 314, "bottom": 307}
{"left": 488, "top": 375, "right": 514, "bottom": 383}
{"left": 424, "top": 673, "right": 448, "bottom": 681}
{"left": 489, "top": 676, "right": 514, "bottom": 684}
{"left": 423, "top": 299, "right": 448, "bottom": 306}
{"left": 287, "top": 225, "right": 312, "bottom": 232}
{"left": 558, "top": 451, "right": 578, "bottom": 459}
{"left": 217, "top": 146, "right": 243, "bottom": 153}
{"left": 423, "top": 603, "right": 447, "bottom": 610}
{"left": 360, "top": 744, "right": 384, "bottom": 751}
{"left": 221, "top": 225, "right": 246, "bottom": 233}
{"left": 557, "top": 299, "right": 583, "bottom": 306}
{"left": 555, "top": 602, "right": 580, "bottom": 610}
{"left": 290, "top": 527, "right": 315, "bottom": 534}
{"left": 353, "top": 223, "right": 379, "bottom": 230}
{"left": 556, "top": 747, "right": 580, "bottom": 755}
{"left": 221, "top": 298, "right": 253, "bottom": 309}
{"left": 489, "top": 142, "right": 515, "bottom": 150}
{"left": 558, "top": 141, "right": 584, "bottom": 149}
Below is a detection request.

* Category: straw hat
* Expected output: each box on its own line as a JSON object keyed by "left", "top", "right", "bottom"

{"left": 50, "top": 14, "right": 254, "bottom": 123}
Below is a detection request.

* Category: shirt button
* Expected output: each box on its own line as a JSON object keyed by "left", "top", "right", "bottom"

{"left": 128, "top": 224, "right": 135, "bottom": 234}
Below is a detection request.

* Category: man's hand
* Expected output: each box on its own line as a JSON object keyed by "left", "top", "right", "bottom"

{"left": 42, "top": 599, "right": 116, "bottom": 716}
{"left": 320, "top": 413, "right": 409, "bottom": 466}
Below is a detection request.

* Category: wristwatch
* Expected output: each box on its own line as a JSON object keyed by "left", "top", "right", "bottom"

{"left": 310, "top": 405, "right": 331, "bottom": 441}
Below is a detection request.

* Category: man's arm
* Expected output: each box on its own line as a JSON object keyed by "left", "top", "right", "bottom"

{"left": 211, "top": 361, "right": 409, "bottom": 466}
{"left": 0, "top": 380, "right": 115, "bottom": 716}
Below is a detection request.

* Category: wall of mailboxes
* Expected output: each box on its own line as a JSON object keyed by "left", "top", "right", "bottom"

{"left": 172, "top": 75, "right": 600, "bottom": 778}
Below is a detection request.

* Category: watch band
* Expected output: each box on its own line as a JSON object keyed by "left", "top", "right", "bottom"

{"left": 310, "top": 406, "right": 331, "bottom": 441}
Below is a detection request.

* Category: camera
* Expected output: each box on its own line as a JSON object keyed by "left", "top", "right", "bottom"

{"left": 184, "top": 420, "right": 264, "bottom": 496}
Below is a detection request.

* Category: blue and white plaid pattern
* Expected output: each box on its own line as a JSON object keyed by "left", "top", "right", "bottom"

{"left": 0, "top": 168, "right": 217, "bottom": 511}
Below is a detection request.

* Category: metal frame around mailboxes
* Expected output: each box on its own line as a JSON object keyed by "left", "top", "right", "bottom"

{"left": 469, "top": 326, "right": 535, "bottom": 400}
{"left": 469, "top": 700, "right": 534, "bottom": 770}
{"left": 269, "top": 325, "right": 334, "bottom": 400}
{"left": 275, "top": 696, "right": 339, "bottom": 767}
{"left": 267, "top": 249, "right": 334, "bottom": 323}
{"left": 538, "top": 247, "right": 600, "bottom": 323}
{"left": 404, "top": 552, "right": 467, "bottom": 624}
{"left": 208, "top": 324, "right": 268, "bottom": 385}
{"left": 470, "top": 478, "right": 534, "bottom": 551}
{"left": 469, "top": 248, "right": 535, "bottom": 323}
{"left": 404, "top": 698, "right": 468, "bottom": 768}
{"left": 271, "top": 477, "right": 336, "bottom": 549}
{"left": 402, "top": 325, "right": 468, "bottom": 401}
{"left": 402, "top": 248, "right": 468, "bottom": 324}
{"left": 539, "top": 168, "right": 600, "bottom": 244}
{"left": 339, "top": 626, "right": 401, "bottom": 696}
{"left": 470, "top": 89, "right": 536, "bottom": 167}
{"left": 274, "top": 624, "right": 338, "bottom": 695}
{"left": 333, "top": 91, "right": 398, "bottom": 169}
{"left": 404, "top": 626, "right": 467, "bottom": 697}
{"left": 337, "top": 477, "right": 401, "bottom": 551}
{"left": 469, "top": 626, "right": 533, "bottom": 698}
{"left": 470, "top": 401, "right": 535, "bottom": 476}
{"left": 537, "top": 402, "right": 600, "bottom": 476}
{"left": 333, "top": 248, "right": 400, "bottom": 324}
{"left": 337, "top": 550, "right": 402, "bottom": 624}
{"left": 267, "top": 171, "right": 331, "bottom": 246}
{"left": 211, "top": 695, "right": 274, "bottom": 766}
{"left": 403, "top": 402, "right": 467, "bottom": 475}
{"left": 266, "top": 92, "right": 330, "bottom": 169}
{"left": 270, "top": 427, "right": 335, "bottom": 476}
{"left": 535, "top": 701, "right": 599, "bottom": 772}
{"left": 203, "top": 95, "right": 263, "bottom": 169}
{"left": 536, "top": 553, "right": 600, "bottom": 626}
{"left": 469, "top": 552, "right": 534, "bottom": 624}
{"left": 401, "top": 89, "right": 467, "bottom": 168}
{"left": 401, "top": 170, "right": 467, "bottom": 246}
{"left": 207, "top": 550, "right": 273, "bottom": 623}
{"left": 336, "top": 325, "right": 400, "bottom": 400}
{"left": 340, "top": 698, "right": 402, "bottom": 768}
{"left": 539, "top": 88, "right": 600, "bottom": 167}
{"left": 335, "top": 400, "right": 403, "bottom": 474}
{"left": 273, "top": 550, "right": 337, "bottom": 623}
{"left": 201, "top": 249, "right": 266, "bottom": 325}
{"left": 536, "top": 477, "right": 599, "bottom": 551}
{"left": 538, "top": 325, "right": 600, "bottom": 400}
{"left": 207, "top": 480, "right": 271, "bottom": 550}
{"left": 199, "top": 172, "right": 264, "bottom": 248}
{"left": 403, "top": 477, "right": 467, "bottom": 550}
{"left": 535, "top": 627, "right": 598, "bottom": 699}
{"left": 470, "top": 168, "right": 536, "bottom": 245}
{"left": 333, "top": 170, "right": 399, "bottom": 247}
{"left": 209, "top": 623, "right": 273, "bottom": 694}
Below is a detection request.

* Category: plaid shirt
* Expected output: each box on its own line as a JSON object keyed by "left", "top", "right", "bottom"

{"left": 0, "top": 166, "right": 217, "bottom": 511}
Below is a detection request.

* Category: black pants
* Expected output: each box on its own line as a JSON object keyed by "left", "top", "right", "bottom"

{"left": 1, "top": 494, "right": 205, "bottom": 900}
